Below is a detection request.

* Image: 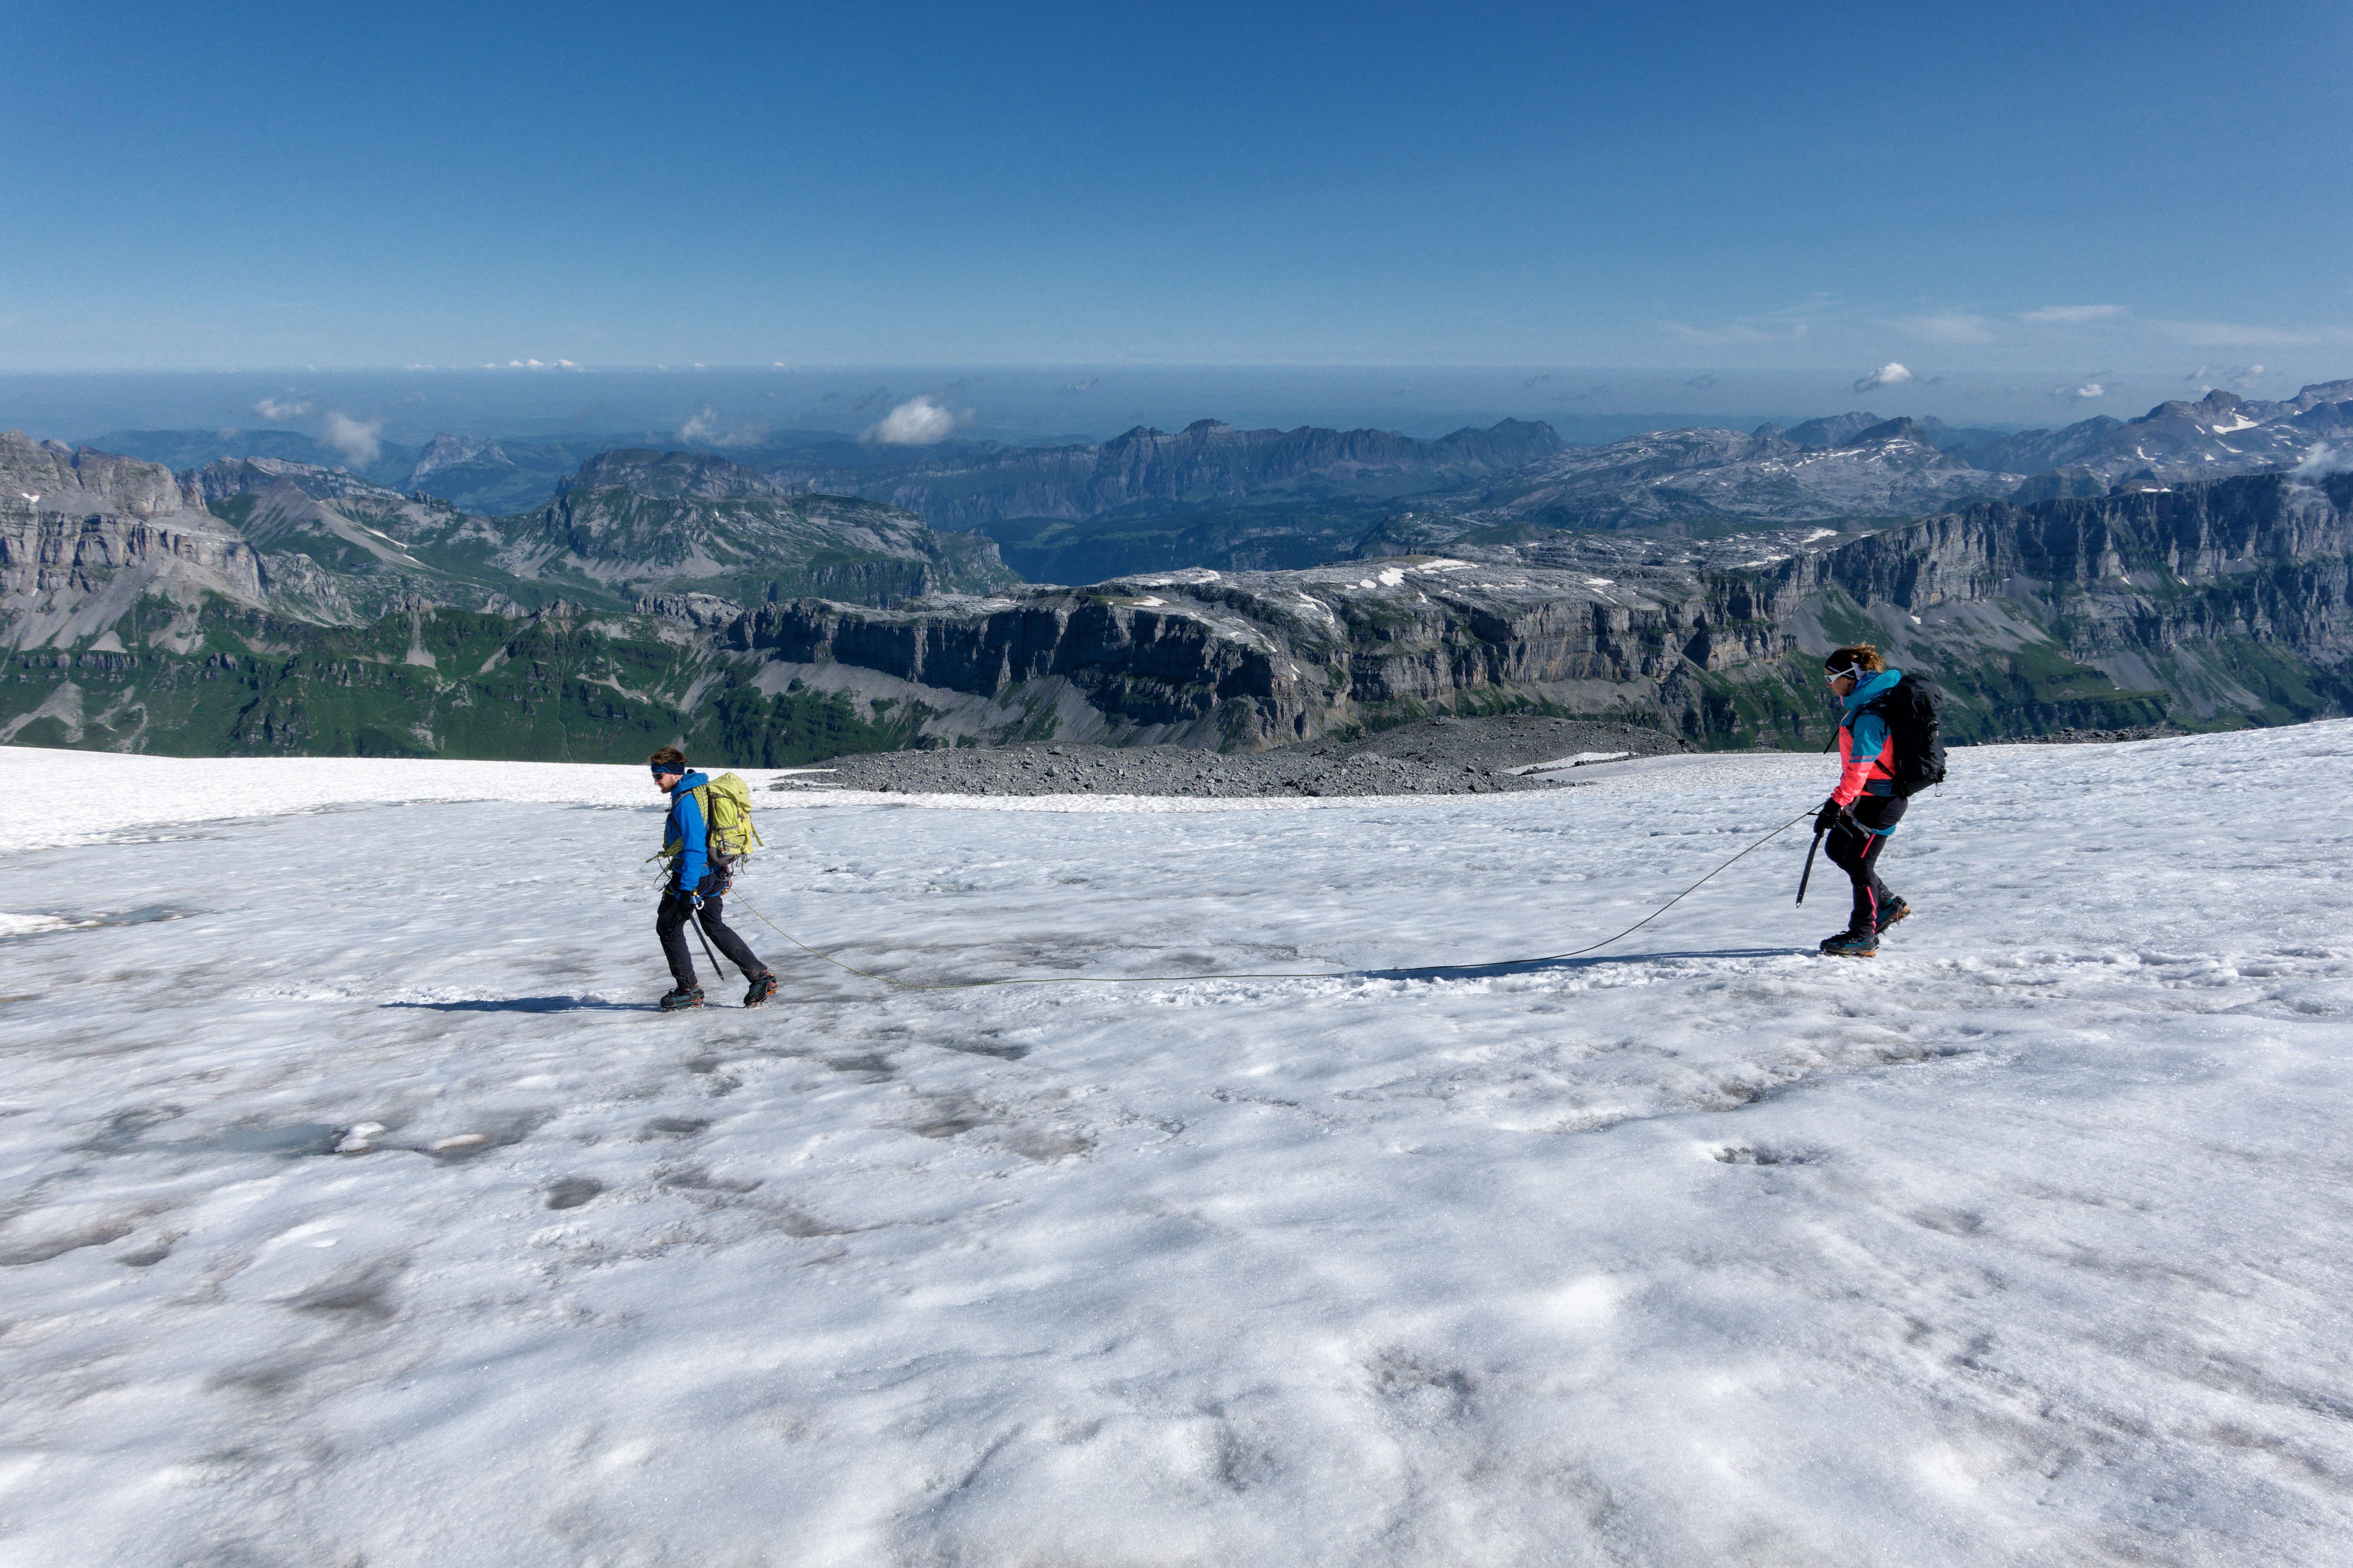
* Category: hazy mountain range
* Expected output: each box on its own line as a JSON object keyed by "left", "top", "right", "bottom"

{"left": 5, "top": 376, "right": 2349, "bottom": 762}
{"left": 84, "top": 381, "right": 2353, "bottom": 583}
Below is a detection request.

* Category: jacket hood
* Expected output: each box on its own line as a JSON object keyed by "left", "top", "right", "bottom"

{"left": 670, "top": 769, "right": 711, "bottom": 793}
{"left": 1842, "top": 667, "right": 1904, "bottom": 713}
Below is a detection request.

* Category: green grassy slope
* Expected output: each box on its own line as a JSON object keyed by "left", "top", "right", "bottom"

{"left": 1, "top": 599, "right": 918, "bottom": 765}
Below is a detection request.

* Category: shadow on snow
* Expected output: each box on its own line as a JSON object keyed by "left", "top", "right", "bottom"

{"left": 381, "top": 995, "right": 649, "bottom": 1014}
{"left": 1362, "top": 946, "right": 1808, "bottom": 982}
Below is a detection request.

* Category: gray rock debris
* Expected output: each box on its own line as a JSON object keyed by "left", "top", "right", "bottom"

{"left": 775, "top": 716, "right": 1691, "bottom": 799}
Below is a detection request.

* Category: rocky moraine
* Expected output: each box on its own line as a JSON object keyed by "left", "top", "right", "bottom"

{"left": 778, "top": 715, "right": 1690, "bottom": 798}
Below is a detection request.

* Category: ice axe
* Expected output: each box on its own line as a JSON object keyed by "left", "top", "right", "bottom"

{"left": 691, "top": 915, "right": 726, "bottom": 985}
{"left": 1795, "top": 824, "right": 1827, "bottom": 905}
{"left": 683, "top": 890, "right": 727, "bottom": 987}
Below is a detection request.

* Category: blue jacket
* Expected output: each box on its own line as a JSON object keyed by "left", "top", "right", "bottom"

{"left": 1832, "top": 667, "right": 1905, "bottom": 805}
{"left": 662, "top": 770, "right": 712, "bottom": 891}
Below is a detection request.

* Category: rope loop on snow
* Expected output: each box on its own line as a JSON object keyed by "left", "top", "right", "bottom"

{"left": 729, "top": 808, "right": 1817, "bottom": 992}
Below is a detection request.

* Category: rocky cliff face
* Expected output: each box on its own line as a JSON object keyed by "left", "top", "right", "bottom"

{"left": 3, "top": 433, "right": 1029, "bottom": 664}
{"left": 1436, "top": 421, "right": 2028, "bottom": 532}
{"left": 506, "top": 458, "right": 1017, "bottom": 605}
{"left": 558, "top": 448, "right": 809, "bottom": 502}
{"left": 182, "top": 449, "right": 1019, "bottom": 615}
{"left": 1, "top": 431, "right": 271, "bottom": 651}
{"left": 1790, "top": 472, "right": 2352, "bottom": 608}
{"left": 695, "top": 471, "right": 2353, "bottom": 750}
{"left": 182, "top": 455, "right": 400, "bottom": 506}
{"left": 709, "top": 550, "right": 1801, "bottom": 751}
{"left": 13, "top": 420, "right": 2348, "bottom": 757}
{"left": 1757, "top": 472, "right": 2353, "bottom": 723}
{"left": 2, "top": 430, "right": 203, "bottom": 518}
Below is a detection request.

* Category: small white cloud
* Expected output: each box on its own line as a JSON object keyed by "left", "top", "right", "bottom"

{"left": 1900, "top": 314, "right": 1994, "bottom": 344}
{"left": 2023, "top": 304, "right": 2127, "bottom": 325}
{"left": 322, "top": 412, "right": 384, "bottom": 466}
{"left": 2186, "top": 365, "right": 2209, "bottom": 382}
{"left": 2229, "top": 364, "right": 2266, "bottom": 388}
{"left": 863, "top": 394, "right": 975, "bottom": 446}
{"left": 678, "top": 405, "right": 767, "bottom": 449}
{"left": 2071, "top": 381, "right": 2106, "bottom": 399}
{"left": 2292, "top": 443, "right": 2347, "bottom": 478}
{"left": 1852, "top": 362, "right": 1915, "bottom": 393}
{"left": 558, "top": 359, "right": 577, "bottom": 368}
{"left": 1061, "top": 378, "right": 1099, "bottom": 393}
{"left": 253, "top": 397, "right": 310, "bottom": 421}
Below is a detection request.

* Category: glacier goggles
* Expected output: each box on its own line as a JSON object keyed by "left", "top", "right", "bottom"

{"left": 1823, "top": 663, "right": 1862, "bottom": 685}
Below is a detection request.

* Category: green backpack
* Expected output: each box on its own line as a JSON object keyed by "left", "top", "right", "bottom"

{"left": 663, "top": 771, "right": 765, "bottom": 870}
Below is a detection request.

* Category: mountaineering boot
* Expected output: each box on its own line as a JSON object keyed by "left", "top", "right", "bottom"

{"left": 743, "top": 971, "right": 778, "bottom": 1008}
{"left": 658, "top": 985, "right": 705, "bottom": 1012}
{"left": 1873, "top": 896, "right": 1911, "bottom": 934}
{"left": 1819, "top": 927, "right": 1879, "bottom": 958}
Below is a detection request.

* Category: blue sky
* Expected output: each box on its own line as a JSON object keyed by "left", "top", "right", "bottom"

{"left": 4, "top": 0, "right": 2348, "bottom": 394}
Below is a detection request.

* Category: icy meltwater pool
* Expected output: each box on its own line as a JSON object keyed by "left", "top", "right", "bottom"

{"left": 1, "top": 728, "right": 2350, "bottom": 1566}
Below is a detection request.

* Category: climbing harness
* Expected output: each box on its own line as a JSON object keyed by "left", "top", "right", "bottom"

{"left": 725, "top": 807, "right": 1818, "bottom": 992}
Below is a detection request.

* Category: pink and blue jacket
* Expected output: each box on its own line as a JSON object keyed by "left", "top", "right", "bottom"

{"left": 1831, "top": 667, "right": 1904, "bottom": 807}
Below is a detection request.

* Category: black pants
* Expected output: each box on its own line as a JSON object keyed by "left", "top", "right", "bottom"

{"left": 1825, "top": 795, "right": 1907, "bottom": 931}
{"left": 656, "top": 875, "right": 767, "bottom": 991}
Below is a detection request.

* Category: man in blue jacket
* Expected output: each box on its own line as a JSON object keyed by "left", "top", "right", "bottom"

{"left": 1812, "top": 645, "right": 1913, "bottom": 957}
{"left": 650, "top": 746, "right": 777, "bottom": 1011}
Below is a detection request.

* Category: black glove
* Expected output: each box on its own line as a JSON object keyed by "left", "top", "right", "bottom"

{"left": 1813, "top": 799, "right": 1845, "bottom": 834}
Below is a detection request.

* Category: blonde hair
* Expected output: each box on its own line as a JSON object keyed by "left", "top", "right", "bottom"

{"left": 1824, "top": 643, "right": 1886, "bottom": 674}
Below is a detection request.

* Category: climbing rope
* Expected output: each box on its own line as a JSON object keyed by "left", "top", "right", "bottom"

{"left": 728, "top": 807, "right": 1816, "bottom": 992}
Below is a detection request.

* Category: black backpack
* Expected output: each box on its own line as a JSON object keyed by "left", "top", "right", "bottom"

{"left": 1863, "top": 675, "right": 1947, "bottom": 797}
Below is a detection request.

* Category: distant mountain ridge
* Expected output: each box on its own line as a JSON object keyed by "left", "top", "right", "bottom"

{"left": 698, "top": 467, "right": 2353, "bottom": 754}
{"left": 1, "top": 434, "right": 1015, "bottom": 644}
{"left": 0, "top": 430, "right": 1026, "bottom": 759}
{"left": 7, "top": 417, "right": 2349, "bottom": 759}
{"left": 77, "top": 382, "right": 2353, "bottom": 559}
{"left": 1954, "top": 383, "right": 2353, "bottom": 487}
{"left": 763, "top": 417, "right": 1567, "bottom": 527}
{"left": 1424, "top": 418, "right": 2024, "bottom": 534}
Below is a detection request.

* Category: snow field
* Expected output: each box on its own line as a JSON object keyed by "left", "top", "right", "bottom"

{"left": 0, "top": 725, "right": 2350, "bottom": 1566}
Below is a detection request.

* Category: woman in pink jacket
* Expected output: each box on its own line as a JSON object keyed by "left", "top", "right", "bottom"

{"left": 1814, "top": 644, "right": 1913, "bottom": 957}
